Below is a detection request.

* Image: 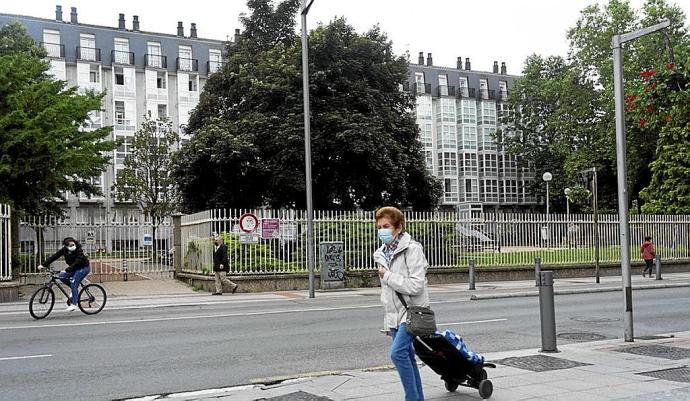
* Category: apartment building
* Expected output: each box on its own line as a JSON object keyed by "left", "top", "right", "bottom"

{"left": 0, "top": 6, "right": 231, "bottom": 221}
{"left": 405, "top": 53, "right": 536, "bottom": 213}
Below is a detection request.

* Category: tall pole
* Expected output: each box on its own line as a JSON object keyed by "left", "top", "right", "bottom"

{"left": 301, "top": 0, "right": 316, "bottom": 298}
{"left": 612, "top": 37, "right": 633, "bottom": 342}
{"left": 593, "top": 168, "right": 600, "bottom": 284}
{"left": 546, "top": 182, "right": 550, "bottom": 217}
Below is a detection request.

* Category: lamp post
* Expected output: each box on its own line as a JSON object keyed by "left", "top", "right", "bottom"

{"left": 612, "top": 19, "right": 671, "bottom": 342}
{"left": 564, "top": 188, "right": 571, "bottom": 250}
{"left": 580, "top": 167, "right": 600, "bottom": 284}
{"left": 301, "top": 0, "right": 316, "bottom": 299}
{"left": 542, "top": 172, "right": 552, "bottom": 248}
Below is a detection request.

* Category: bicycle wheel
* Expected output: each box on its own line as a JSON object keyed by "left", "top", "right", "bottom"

{"left": 77, "top": 284, "right": 107, "bottom": 315}
{"left": 29, "top": 287, "right": 55, "bottom": 320}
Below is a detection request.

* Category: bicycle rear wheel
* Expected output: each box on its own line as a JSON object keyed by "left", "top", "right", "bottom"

{"left": 77, "top": 284, "right": 107, "bottom": 315}
{"left": 29, "top": 287, "right": 55, "bottom": 320}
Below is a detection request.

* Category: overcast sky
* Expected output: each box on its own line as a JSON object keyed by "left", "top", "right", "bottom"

{"left": 4, "top": 0, "right": 690, "bottom": 75}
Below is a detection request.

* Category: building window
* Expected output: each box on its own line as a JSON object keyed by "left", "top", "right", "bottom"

{"left": 437, "top": 152, "right": 457, "bottom": 176}
{"left": 188, "top": 78, "right": 198, "bottom": 92}
{"left": 479, "top": 78, "right": 489, "bottom": 99}
{"left": 157, "top": 71, "right": 166, "bottom": 89}
{"left": 481, "top": 154, "right": 498, "bottom": 176}
{"left": 414, "top": 72, "right": 425, "bottom": 93}
{"left": 79, "top": 33, "right": 96, "bottom": 61}
{"left": 157, "top": 104, "right": 167, "bottom": 119}
{"left": 209, "top": 49, "right": 222, "bottom": 73}
{"left": 418, "top": 122, "right": 432, "bottom": 148}
{"left": 461, "top": 126, "right": 477, "bottom": 150}
{"left": 461, "top": 99, "right": 477, "bottom": 125}
{"left": 114, "top": 101, "right": 126, "bottom": 125}
{"left": 42, "top": 29, "right": 61, "bottom": 57}
{"left": 458, "top": 76, "right": 469, "bottom": 97}
{"left": 114, "top": 38, "right": 130, "bottom": 64}
{"left": 499, "top": 81, "right": 508, "bottom": 99}
{"left": 178, "top": 45, "right": 193, "bottom": 71}
{"left": 416, "top": 96, "right": 432, "bottom": 120}
{"left": 480, "top": 102, "right": 497, "bottom": 125}
{"left": 479, "top": 127, "right": 497, "bottom": 151}
{"left": 438, "top": 74, "right": 448, "bottom": 96}
{"left": 114, "top": 66, "right": 124, "bottom": 86}
{"left": 461, "top": 152, "right": 478, "bottom": 175}
{"left": 147, "top": 41, "right": 162, "bottom": 68}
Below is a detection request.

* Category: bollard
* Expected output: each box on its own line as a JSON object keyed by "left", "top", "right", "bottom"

{"left": 535, "top": 257, "right": 542, "bottom": 287}
{"left": 538, "top": 271, "right": 558, "bottom": 352}
{"left": 123, "top": 259, "right": 128, "bottom": 282}
{"left": 655, "top": 254, "right": 662, "bottom": 280}
{"left": 469, "top": 259, "right": 476, "bottom": 290}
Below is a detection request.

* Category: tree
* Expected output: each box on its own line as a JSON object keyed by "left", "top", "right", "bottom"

{"left": 0, "top": 22, "right": 115, "bottom": 274}
{"left": 113, "top": 118, "right": 179, "bottom": 255}
{"left": 175, "top": 1, "right": 441, "bottom": 211}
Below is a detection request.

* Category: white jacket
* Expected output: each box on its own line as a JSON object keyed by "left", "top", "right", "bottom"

{"left": 373, "top": 232, "right": 430, "bottom": 330}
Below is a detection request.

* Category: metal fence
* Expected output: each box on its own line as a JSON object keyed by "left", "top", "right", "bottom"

{"left": 19, "top": 209, "right": 173, "bottom": 279}
{"left": 1, "top": 204, "right": 11, "bottom": 281}
{"left": 180, "top": 210, "right": 690, "bottom": 275}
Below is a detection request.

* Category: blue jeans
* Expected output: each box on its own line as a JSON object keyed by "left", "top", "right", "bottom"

{"left": 390, "top": 323, "right": 424, "bottom": 401}
{"left": 59, "top": 266, "right": 91, "bottom": 305}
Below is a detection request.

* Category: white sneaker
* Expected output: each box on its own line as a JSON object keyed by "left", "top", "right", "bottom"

{"left": 65, "top": 305, "right": 77, "bottom": 312}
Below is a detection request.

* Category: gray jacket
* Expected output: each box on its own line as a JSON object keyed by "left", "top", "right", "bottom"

{"left": 373, "top": 232, "right": 430, "bottom": 330}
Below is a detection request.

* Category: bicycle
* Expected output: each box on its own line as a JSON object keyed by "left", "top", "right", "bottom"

{"left": 29, "top": 268, "right": 107, "bottom": 319}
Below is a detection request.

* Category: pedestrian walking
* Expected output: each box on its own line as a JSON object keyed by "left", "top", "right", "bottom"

{"left": 373, "top": 206, "right": 429, "bottom": 401}
{"left": 212, "top": 235, "right": 238, "bottom": 295}
{"left": 38, "top": 237, "right": 91, "bottom": 311}
{"left": 640, "top": 236, "right": 656, "bottom": 278}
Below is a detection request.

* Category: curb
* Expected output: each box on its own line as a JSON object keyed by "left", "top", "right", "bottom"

{"left": 470, "top": 282, "right": 690, "bottom": 300}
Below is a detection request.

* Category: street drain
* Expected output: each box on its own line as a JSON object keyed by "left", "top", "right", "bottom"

{"left": 558, "top": 332, "right": 607, "bottom": 342}
{"left": 257, "top": 391, "right": 335, "bottom": 401}
{"left": 637, "top": 366, "right": 690, "bottom": 383}
{"left": 493, "top": 354, "right": 591, "bottom": 372}
{"left": 616, "top": 345, "right": 690, "bottom": 360}
{"left": 570, "top": 316, "right": 620, "bottom": 323}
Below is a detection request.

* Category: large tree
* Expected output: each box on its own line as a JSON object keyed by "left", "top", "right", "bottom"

{"left": 174, "top": 0, "right": 441, "bottom": 212}
{"left": 0, "top": 22, "right": 116, "bottom": 274}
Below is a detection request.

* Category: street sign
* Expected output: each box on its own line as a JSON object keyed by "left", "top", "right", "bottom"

{"left": 85, "top": 230, "right": 96, "bottom": 245}
{"left": 239, "top": 213, "right": 259, "bottom": 233}
{"left": 320, "top": 241, "right": 345, "bottom": 283}
{"left": 240, "top": 233, "right": 260, "bottom": 244}
{"left": 143, "top": 233, "right": 153, "bottom": 246}
{"left": 262, "top": 218, "right": 280, "bottom": 239}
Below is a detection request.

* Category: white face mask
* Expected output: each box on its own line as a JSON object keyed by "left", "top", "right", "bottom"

{"left": 67, "top": 245, "right": 76, "bottom": 252}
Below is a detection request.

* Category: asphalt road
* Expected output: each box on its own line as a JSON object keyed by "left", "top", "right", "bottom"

{"left": 1, "top": 287, "right": 689, "bottom": 401}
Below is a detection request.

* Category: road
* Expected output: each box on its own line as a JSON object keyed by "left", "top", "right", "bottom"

{"left": 0, "top": 287, "right": 689, "bottom": 401}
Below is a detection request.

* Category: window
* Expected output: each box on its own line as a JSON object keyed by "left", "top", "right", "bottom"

{"left": 157, "top": 104, "right": 167, "bottom": 119}
{"left": 42, "top": 29, "right": 61, "bottom": 57}
{"left": 114, "top": 101, "right": 126, "bottom": 125}
{"left": 499, "top": 81, "right": 508, "bottom": 99}
{"left": 461, "top": 126, "right": 477, "bottom": 150}
{"left": 479, "top": 78, "right": 488, "bottom": 99}
{"left": 479, "top": 127, "right": 497, "bottom": 150}
{"left": 481, "top": 154, "right": 498, "bottom": 176}
{"left": 188, "top": 78, "right": 198, "bottom": 92}
{"left": 416, "top": 96, "right": 432, "bottom": 120}
{"left": 147, "top": 42, "right": 162, "bottom": 67}
{"left": 209, "top": 49, "right": 222, "bottom": 73}
{"left": 114, "top": 67, "right": 124, "bottom": 85}
{"left": 79, "top": 33, "right": 96, "bottom": 61}
{"left": 464, "top": 178, "right": 479, "bottom": 201}
{"left": 115, "top": 136, "right": 132, "bottom": 165}
{"left": 437, "top": 152, "right": 457, "bottom": 176}
{"left": 438, "top": 98, "right": 456, "bottom": 122}
{"left": 157, "top": 71, "right": 166, "bottom": 89}
{"left": 114, "top": 38, "right": 130, "bottom": 64}
{"left": 179, "top": 45, "right": 193, "bottom": 71}
{"left": 438, "top": 74, "right": 448, "bottom": 96}
{"left": 482, "top": 179, "right": 499, "bottom": 202}
{"left": 418, "top": 122, "right": 432, "bottom": 147}
{"left": 89, "top": 70, "right": 99, "bottom": 83}
{"left": 461, "top": 152, "right": 478, "bottom": 175}
{"left": 480, "top": 102, "right": 497, "bottom": 125}
{"left": 414, "top": 72, "right": 425, "bottom": 93}
{"left": 443, "top": 178, "right": 458, "bottom": 203}
{"left": 461, "top": 99, "right": 476, "bottom": 124}
{"left": 458, "top": 76, "right": 469, "bottom": 97}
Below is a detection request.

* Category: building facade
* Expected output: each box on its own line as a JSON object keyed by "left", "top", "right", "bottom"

{"left": 0, "top": 6, "right": 230, "bottom": 222}
{"left": 405, "top": 53, "right": 536, "bottom": 213}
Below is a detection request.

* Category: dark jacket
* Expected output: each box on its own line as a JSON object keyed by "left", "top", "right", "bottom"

{"left": 42, "top": 238, "right": 90, "bottom": 273}
{"left": 213, "top": 243, "right": 230, "bottom": 273}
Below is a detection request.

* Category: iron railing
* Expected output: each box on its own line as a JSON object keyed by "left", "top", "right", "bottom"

{"left": 76, "top": 46, "right": 101, "bottom": 62}
{"left": 457, "top": 87, "right": 476, "bottom": 99}
{"left": 177, "top": 57, "right": 199, "bottom": 72}
{"left": 1, "top": 204, "right": 11, "bottom": 281}
{"left": 40, "top": 42, "right": 64, "bottom": 58}
{"left": 112, "top": 50, "right": 135, "bottom": 65}
{"left": 145, "top": 54, "right": 168, "bottom": 68}
{"left": 207, "top": 60, "right": 223, "bottom": 74}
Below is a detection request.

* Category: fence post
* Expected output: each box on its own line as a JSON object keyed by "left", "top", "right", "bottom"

{"left": 535, "top": 257, "right": 542, "bottom": 287}
{"left": 655, "top": 253, "right": 662, "bottom": 280}
{"left": 469, "top": 258, "right": 476, "bottom": 290}
{"left": 172, "top": 213, "right": 182, "bottom": 279}
{"left": 538, "top": 271, "right": 558, "bottom": 352}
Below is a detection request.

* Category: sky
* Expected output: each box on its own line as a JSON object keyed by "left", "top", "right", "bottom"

{"left": 3, "top": 0, "right": 690, "bottom": 75}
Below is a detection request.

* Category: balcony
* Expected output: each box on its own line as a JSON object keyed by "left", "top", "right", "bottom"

{"left": 477, "top": 89, "right": 496, "bottom": 101}
{"left": 413, "top": 82, "right": 432, "bottom": 96}
{"left": 456, "top": 87, "right": 476, "bottom": 99}
{"left": 41, "top": 42, "right": 64, "bottom": 58}
{"left": 145, "top": 54, "right": 168, "bottom": 69}
{"left": 207, "top": 60, "right": 223, "bottom": 75}
{"left": 437, "top": 85, "right": 456, "bottom": 97}
{"left": 76, "top": 46, "right": 101, "bottom": 62}
{"left": 112, "top": 50, "right": 134, "bottom": 65}
{"left": 177, "top": 57, "right": 199, "bottom": 72}
{"left": 498, "top": 90, "right": 509, "bottom": 102}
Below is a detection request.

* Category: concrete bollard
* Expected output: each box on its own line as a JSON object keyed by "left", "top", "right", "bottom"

{"left": 535, "top": 257, "right": 542, "bottom": 287}
{"left": 538, "top": 271, "right": 558, "bottom": 353}
{"left": 469, "top": 259, "right": 476, "bottom": 290}
{"left": 655, "top": 254, "right": 662, "bottom": 280}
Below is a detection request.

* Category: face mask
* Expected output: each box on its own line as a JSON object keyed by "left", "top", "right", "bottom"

{"left": 378, "top": 228, "right": 395, "bottom": 244}
{"left": 67, "top": 245, "right": 76, "bottom": 252}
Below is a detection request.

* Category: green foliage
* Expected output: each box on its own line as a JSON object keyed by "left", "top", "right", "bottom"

{"left": 566, "top": 186, "right": 591, "bottom": 206}
{"left": 0, "top": 22, "right": 116, "bottom": 217}
{"left": 173, "top": 0, "right": 441, "bottom": 212}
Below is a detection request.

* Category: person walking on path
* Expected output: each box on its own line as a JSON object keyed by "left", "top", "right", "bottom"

{"left": 641, "top": 236, "right": 656, "bottom": 278}
{"left": 212, "top": 235, "right": 238, "bottom": 295}
{"left": 373, "top": 206, "right": 429, "bottom": 401}
{"left": 39, "top": 237, "right": 91, "bottom": 311}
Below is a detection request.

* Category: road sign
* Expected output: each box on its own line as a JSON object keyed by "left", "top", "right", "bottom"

{"left": 262, "top": 218, "right": 280, "bottom": 239}
{"left": 239, "top": 213, "right": 259, "bottom": 233}
{"left": 240, "top": 233, "right": 260, "bottom": 244}
{"left": 143, "top": 233, "right": 153, "bottom": 246}
{"left": 85, "top": 230, "right": 96, "bottom": 245}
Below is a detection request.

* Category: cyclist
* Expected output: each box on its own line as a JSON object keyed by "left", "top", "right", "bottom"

{"left": 38, "top": 237, "right": 91, "bottom": 312}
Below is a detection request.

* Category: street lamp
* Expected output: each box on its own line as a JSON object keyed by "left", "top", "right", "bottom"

{"left": 580, "top": 167, "right": 600, "bottom": 284}
{"left": 542, "top": 172, "right": 552, "bottom": 248}
{"left": 612, "top": 19, "right": 671, "bottom": 342}
{"left": 564, "top": 188, "right": 571, "bottom": 220}
{"left": 301, "top": 0, "right": 316, "bottom": 299}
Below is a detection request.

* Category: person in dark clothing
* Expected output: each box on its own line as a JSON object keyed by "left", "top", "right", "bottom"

{"left": 212, "top": 235, "right": 238, "bottom": 295}
{"left": 39, "top": 237, "right": 91, "bottom": 311}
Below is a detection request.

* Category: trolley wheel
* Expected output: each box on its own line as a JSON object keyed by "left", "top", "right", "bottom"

{"left": 480, "top": 368, "right": 488, "bottom": 381}
{"left": 77, "top": 284, "right": 107, "bottom": 315}
{"left": 478, "top": 379, "right": 493, "bottom": 399}
{"left": 444, "top": 380, "right": 458, "bottom": 392}
{"left": 29, "top": 287, "right": 55, "bottom": 320}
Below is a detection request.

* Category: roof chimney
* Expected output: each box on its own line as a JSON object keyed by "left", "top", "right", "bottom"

{"left": 177, "top": 21, "right": 184, "bottom": 37}
{"left": 418, "top": 52, "right": 424, "bottom": 65}
{"left": 465, "top": 57, "right": 471, "bottom": 71}
{"left": 132, "top": 15, "right": 140, "bottom": 31}
{"left": 118, "top": 13, "right": 126, "bottom": 30}
{"left": 55, "top": 5, "right": 63, "bottom": 21}
{"left": 234, "top": 28, "right": 240, "bottom": 43}
{"left": 457, "top": 57, "right": 463, "bottom": 70}
{"left": 493, "top": 61, "right": 499, "bottom": 74}
{"left": 501, "top": 62, "right": 507, "bottom": 75}
{"left": 70, "top": 7, "right": 77, "bottom": 24}
{"left": 190, "top": 23, "right": 197, "bottom": 38}
{"left": 426, "top": 52, "right": 433, "bottom": 66}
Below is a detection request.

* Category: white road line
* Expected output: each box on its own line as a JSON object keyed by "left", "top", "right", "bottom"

{"left": 0, "top": 354, "right": 52, "bottom": 361}
{"left": 437, "top": 318, "right": 507, "bottom": 326}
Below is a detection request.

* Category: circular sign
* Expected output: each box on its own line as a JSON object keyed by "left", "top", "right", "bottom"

{"left": 239, "top": 213, "right": 259, "bottom": 233}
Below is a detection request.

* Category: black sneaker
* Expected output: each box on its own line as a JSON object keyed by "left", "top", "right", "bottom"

{"left": 212, "top": 292, "right": 222, "bottom": 295}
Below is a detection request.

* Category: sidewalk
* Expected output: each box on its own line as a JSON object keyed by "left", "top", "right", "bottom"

{"left": 127, "top": 331, "right": 690, "bottom": 401}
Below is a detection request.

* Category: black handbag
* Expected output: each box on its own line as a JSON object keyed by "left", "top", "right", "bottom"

{"left": 396, "top": 292, "right": 437, "bottom": 337}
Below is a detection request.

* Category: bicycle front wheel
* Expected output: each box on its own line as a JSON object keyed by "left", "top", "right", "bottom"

{"left": 78, "top": 284, "right": 107, "bottom": 315}
{"left": 29, "top": 287, "right": 55, "bottom": 320}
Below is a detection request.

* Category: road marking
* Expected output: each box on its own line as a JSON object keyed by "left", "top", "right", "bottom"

{"left": 437, "top": 318, "right": 507, "bottom": 326}
{"left": 0, "top": 354, "right": 52, "bottom": 361}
